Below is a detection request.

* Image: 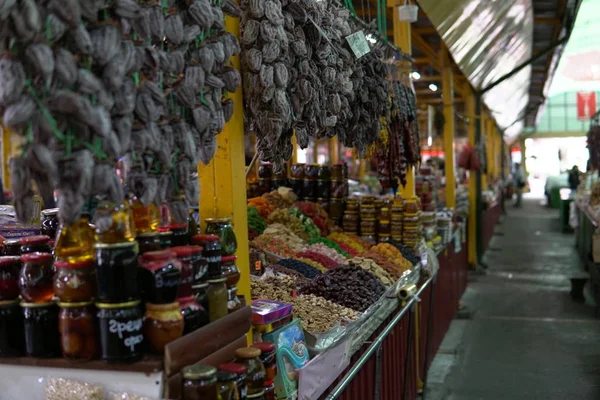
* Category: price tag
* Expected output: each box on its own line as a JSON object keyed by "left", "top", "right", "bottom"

{"left": 345, "top": 30, "right": 371, "bottom": 59}
{"left": 254, "top": 261, "right": 262, "bottom": 271}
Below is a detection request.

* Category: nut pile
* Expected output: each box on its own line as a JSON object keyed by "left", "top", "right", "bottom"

{"left": 45, "top": 378, "right": 103, "bottom": 400}
{"left": 289, "top": 294, "right": 358, "bottom": 333}
{"left": 266, "top": 263, "right": 310, "bottom": 284}
{"left": 300, "top": 264, "right": 385, "bottom": 312}
{"left": 345, "top": 257, "right": 395, "bottom": 287}
{"left": 251, "top": 277, "right": 292, "bottom": 301}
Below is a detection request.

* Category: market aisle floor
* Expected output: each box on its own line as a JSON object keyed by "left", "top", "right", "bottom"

{"left": 427, "top": 199, "right": 600, "bottom": 400}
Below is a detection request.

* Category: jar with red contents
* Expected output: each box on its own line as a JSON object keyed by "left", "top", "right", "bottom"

{"left": 19, "top": 252, "right": 54, "bottom": 303}
{"left": 19, "top": 235, "right": 52, "bottom": 255}
{"left": 0, "top": 256, "right": 21, "bottom": 300}
{"left": 2, "top": 239, "right": 21, "bottom": 256}
{"left": 170, "top": 246, "right": 202, "bottom": 299}
{"left": 221, "top": 255, "right": 240, "bottom": 289}
{"left": 138, "top": 250, "right": 182, "bottom": 304}
{"left": 170, "top": 223, "right": 190, "bottom": 247}
{"left": 192, "top": 234, "right": 222, "bottom": 280}
{"left": 178, "top": 295, "right": 208, "bottom": 334}
{"left": 54, "top": 260, "right": 96, "bottom": 302}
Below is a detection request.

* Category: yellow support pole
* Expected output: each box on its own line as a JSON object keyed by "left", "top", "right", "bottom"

{"left": 466, "top": 91, "right": 477, "bottom": 266}
{"left": 441, "top": 44, "right": 455, "bottom": 209}
{"left": 198, "top": 13, "right": 250, "bottom": 309}
{"left": 291, "top": 132, "right": 298, "bottom": 164}
{"left": 329, "top": 137, "right": 339, "bottom": 164}
{"left": 481, "top": 113, "right": 488, "bottom": 190}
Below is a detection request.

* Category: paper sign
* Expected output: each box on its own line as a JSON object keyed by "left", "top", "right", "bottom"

{"left": 577, "top": 92, "right": 596, "bottom": 120}
{"left": 345, "top": 30, "right": 371, "bottom": 59}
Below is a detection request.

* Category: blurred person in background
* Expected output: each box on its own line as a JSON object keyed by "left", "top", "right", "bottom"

{"left": 513, "top": 163, "right": 526, "bottom": 207}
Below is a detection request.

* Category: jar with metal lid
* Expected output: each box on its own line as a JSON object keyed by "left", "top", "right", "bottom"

{"left": 54, "top": 260, "right": 96, "bottom": 302}
{"left": 217, "top": 370, "right": 239, "bottom": 400}
{"left": 41, "top": 208, "right": 59, "bottom": 240}
{"left": 378, "top": 219, "right": 391, "bottom": 235}
{"left": 95, "top": 241, "right": 139, "bottom": 303}
{"left": 55, "top": 218, "right": 95, "bottom": 263}
{"left": 0, "top": 299, "right": 24, "bottom": 356}
{"left": 208, "top": 278, "right": 228, "bottom": 322}
{"left": 22, "top": 301, "right": 60, "bottom": 358}
{"left": 346, "top": 199, "right": 359, "bottom": 212}
{"left": 263, "top": 380, "right": 275, "bottom": 400}
{"left": 193, "top": 282, "right": 209, "bottom": 311}
{"left": 130, "top": 198, "right": 160, "bottom": 234}
{"left": 96, "top": 300, "right": 144, "bottom": 363}
{"left": 159, "top": 230, "right": 173, "bottom": 249}
{"left": 290, "top": 163, "right": 305, "bottom": 180}
{"left": 19, "top": 252, "right": 54, "bottom": 303}
{"left": 219, "top": 363, "right": 248, "bottom": 400}
{"left": 360, "top": 204, "right": 376, "bottom": 220}
{"left": 254, "top": 342, "right": 277, "bottom": 382}
{"left": 192, "top": 234, "right": 222, "bottom": 279}
{"left": 205, "top": 217, "right": 237, "bottom": 256}
{"left": 19, "top": 235, "right": 52, "bottom": 254}
{"left": 221, "top": 255, "right": 240, "bottom": 289}
{"left": 136, "top": 232, "right": 161, "bottom": 254}
{"left": 0, "top": 256, "right": 21, "bottom": 300}
{"left": 58, "top": 301, "right": 98, "bottom": 361}
{"left": 171, "top": 246, "right": 203, "bottom": 299}
{"left": 2, "top": 239, "right": 21, "bottom": 256}
{"left": 227, "top": 286, "right": 242, "bottom": 314}
{"left": 182, "top": 364, "right": 219, "bottom": 400}
{"left": 342, "top": 212, "right": 359, "bottom": 232}
{"left": 235, "top": 347, "right": 266, "bottom": 397}
{"left": 178, "top": 295, "right": 208, "bottom": 334}
{"left": 378, "top": 234, "right": 390, "bottom": 243}
{"left": 143, "top": 301, "right": 184, "bottom": 353}
{"left": 138, "top": 250, "right": 181, "bottom": 304}
{"left": 170, "top": 223, "right": 189, "bottom": 247}
{"left": 360, "top": 218, "right": 376, "bottom": 234}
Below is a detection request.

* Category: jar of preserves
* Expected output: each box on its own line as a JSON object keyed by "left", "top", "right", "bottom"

{"left": 342, "top": 212, "right": 359, "bottom": 233}
{"left": 22, "top": 301, "right": 60, "bottom": 358}
{"left": 0, "top": 256, "right": 21, "bottom": 300}
{"left": 137, "top": 232, "right": 161, "bottom": 254}
{"left": 328, "top": 199, "right": 345, "bottom": 221}
{"left": 378, "top": 219, "right": 391, "bottom": 235}
{"left": 227, "top": 287, "right": 242, "bottom": 314}
{"left": 317, "top": 165, "right": 331, "bottom": 180}
{"left": 55, "top": 218, "right": 95, "bottom": 263}
{"left": 182, "top": 364, "right": 219, "bottom": 400}
{"left": 138, "top": 250, "right": 181, "bottom": 304}
{"left": 235, "top": 347, "right": 266, "bottom": 397}
{"left": 219, "top": 363, "right": 248, "bottom": 400}
{"left": 205, "top": 218, "right": 237, "bottom": 256}
{"left": 193, "top": 282, "right": 209, "bottom": 311}
{"left": 264, "top": 381, "right": 275, "bottom": 400}
{"left": 330, "top": 180, "right": 345, "bottom": 199}
{"left": 130, "top": 198, "right": 160, "bottom": 233}
{"left": 19, "top": 252, "right": 54, "bottom": 303}
{"left": 178, "top": 295, "right": 208, "bottom": 334}
{"left": 192, "top": 234, "right": 222, "bottom": 279}
{"left": 2, "top": 239, "right": 21, "bottom": 256}
{"left": 290, "top": 163, "right": 305, "bottom": 180}
{"left": 54, "top": 260, "right": 96, "bottom": 302}
{"left": 94, "top": 201, "right": 136, "bottom": 244}
{"left": 331, "top": 164, "right": 344, "bottom": 180}
{"left": 360, "top": 218, "right": 376, "bottom": 233}
{"left": 58, "top": 301, "right": 98, "bottom": 361}
{"left": 171, "top": 246, "right": 202, "bottom": 299}
{"left": 305, "top": 164, "right": 318, "bottom": 180}
{"left": 316, "top": 180, "right": 330, "bottom": 198}
{"left": 159, "top": 230, "right": 173, "bottom": 249}
{"left": 208, "top": 278, "right": 228, "bottom": 322}
{"left": 289, "top": 179, "right": 303, "bottom": 199}
{"left": 254, "top": 342, "right": 277, "bottom": 382}
{"left": 143, "top": 301, "right": 184, "bottom": 353}
{"left": 191, "top": 246, "right": 207, "bottom": 284}
{"left": 188, "top": 208, "right": 200, "bottom": 242}
{"left": 170, "top": 223, "right": 189, "bottom": 247}
{"left": 19, "top": 235, "right": 52, "bottom": 254}
{"left": 346, "top": 199, "right": 359, "bottom": 213}
{"left": 404, "top": 198, "right": 420, "bottom": 214}
{"left": 258, "top": 163, "right": 274, "bottom": 180}
{"left": 96, "top": 300, "right": 144, "bottom": 363}
{"left": 360, "top": 204, "right": 376, "bottom": 220}
{"left": 95, "top": 242, "right": 139, "bottom": 303}
{"left": 41, "top": 208, "right": 59, "bottom": 240}
{"left": 302, "top": 179, "right": 317, "bottom": 199}
{"left": 221, "top": 255, "right": 240, "bottom": 289}
{"left": 0, "top": 299, "right": 24, "bottom": 356}
{"left": 217, "top": 371, "right": 239, "bottom": 400}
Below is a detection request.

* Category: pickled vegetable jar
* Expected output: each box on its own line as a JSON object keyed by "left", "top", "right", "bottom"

{"left": 235, "top": 347, "right": 266, "bottom": 397}
{"left": 182, "top": 364, "right": 219, "bottom": 400}
{"left": 221, "top": 255, "right": 240, "bottom": 289}
{"left": 55, "top": 218, "right": 95, "bottom": 263}
{"left": 97, "top": 300, "right": 144, "bottom": 363}
{"left": 19, "top": 252, "right": 54, "bottom": 303}
{"left": 22, "top": 301, "right": 60, "bottom": 358}
{"left": 95, "top": 242, "right": 139, "bottom": 303}
{"left": 171, "top": 246, "right": 203, "bottom": 299}
{"left": 138, "top": 250, "right": 181, "bottom": 304}
{"left": 136, "top": 232, "right": 161, "bottom": 254}
{"left": 20, "top": 235, "right": 52, "bottom": 254}
{"left": 0, "top": 256, "right": 21, "bottom": 300}
{"left": 143, "top": 302, "right": 184, "bottom": 353}
{"left": 178, "top": 295, "right": 208, "bottom": 334}
{"left": 208, "top": 278, "right": 228, "bottom": 322}
{"left": 219, "top": 363, "right": 248, "bottom": 400}
{"left": 54, "top": 260, "right": 96, "bottom": 302}
{"left": 0, "top": 299, "right": 24, "bottom": 356}
{"left": 217, "top": 371, "right": 239, "bottom": 400}
{"left": 41, "top": 208, "right": 59, "bottom": 240}
{"left": 59, "top": 301, "right": 98, "bottom": 361}
{"left": 205, "top": 217, "right": 237, "bottom": 256}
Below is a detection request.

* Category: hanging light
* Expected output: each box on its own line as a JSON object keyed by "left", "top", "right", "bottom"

{"left": 429, "top": 83, "right": 438, "bottom": 92}
{"left": 411, "top": 71, "right": 421, "bottom": 80}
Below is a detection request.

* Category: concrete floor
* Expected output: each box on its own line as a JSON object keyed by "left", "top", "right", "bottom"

{"left": 425, "top": 199, "right": 600, "bottom": 400}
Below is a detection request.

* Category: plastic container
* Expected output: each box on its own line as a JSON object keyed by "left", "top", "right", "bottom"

{"left": 251, "top": 299, "right": 293, "bottom": 326}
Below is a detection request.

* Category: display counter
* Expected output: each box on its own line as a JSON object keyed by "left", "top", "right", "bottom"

{"left": 574, "top": 200, "right": 600, "bottom": 314}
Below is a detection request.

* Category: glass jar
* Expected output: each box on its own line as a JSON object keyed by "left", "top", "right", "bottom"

{"left": 0, "top": 256, "right": 21, "bottom": 300}
{"left": 254, "top": 342, "right": 277, "bottom": 382}
{"left": 137, "top": 232, "right": 161, "bottom": 254}
{"left": 305, "top": 164, "right": 318, "bottom": 180}
{"left": 205, "top": 218, "right": 237, "bottom": 256}
{"left": 143, "top": 301, "right": 184, "bottom": 353}
{"left": 317, "top": 165, "right": 331, "bottom": 180}
{"left": 19, "top": 252, "right": 54, "bottom": 303}
{"left": 0, "top": 299, "right": 24, "bottom": 356}
{"left": 328, "top": 199, "right": 345, "bottom": 221}
{"left": 217, "top": 371, "right": 239, "bottom": 400}
{"left": 378, "top": 234, "right": 390, "bottom": 243}
{"left": 22, "top": 301, "right": 60, "bottom": 358}
{"left": 219, "top": 363, "right": 248, "bottom": 400}
{"left": 227, "top": 286, "right": 242, "bottom": 314}
{"left": 360, "top": 218, "right": 376, "bottom": 233}
{"left": 138, "top": 250, "right": 181, "bottom": 304}
{"left": 378, "top": 219, "right": 391, "bottom": 235}
{"left": 208, "top": 278, "right": 228, "bottom": 322}
{"left": 54, "top": 260, "right": 96, "bottom": 302}
{"left": 192, "top": 234, "right": 222, "bottom": 279}
{"left": 171, "top": 246, "right": 203, "bottom": 299}
{"left": 159, "top": 230, "right": 173, "bottom": 249}
{"left": 171, "top": 223, "right": 189, "bottom": 247}
{"left": 258, "top": 163, "right": 274, "bottom": 180}
{"left": 257, "top": 179, "right": 272, "bottom": 195}
{"left": 235, "top": 347, "right": 266, "bottom": 397}
{"left": 404, "top": 198, "right": 420, "bottom": 215}
{"left": 182, "top": 364, "right": 219, "bottom": 400}
{"left": 302, "top": 179, "right": 316, "bottom": 200}
{"left": 346, "top": 199, "right": 359, "bottom": 213}
{"left": 178, "top": 295, "right": 208, "bottom": 334}
{"left": 55, "top": 218, "right": 95, "bottom": 263}
{"left": 94, "top": 201, "right": 137, "bottom": 244}
{"left": 95, "top": 242, "right": 139, "bottom": 303}
{"left": 221, "top": 255, "right": 240, "bottom": 289}
{"left": 360, "top": 204, "right": 376, "bottom": 220}
{"left": 19, "top": 235, "right": 52, "bottom": 254}
{"left": 188, "top": 208, "right": 200, "bottom": 242}
{"left": 290, "top": 163, "right": 305, "bottom": 180}
{"left": 96, "top": 300, "right": 144, "bottom": 363}
{"left": 41, "top": 208, "right": 59, "bottom": 240}
{"left": 193, "top": 282, "right": 209, "bottom": 311}
{"left": 58, "top": 301, "right": 98, "bottom": 361}
{"left": 190, "top": 246, "right": 207, "bottom": 284}
{"left": 264, "top": 381, "right": 275, "bottom": 400}
{"left": 131, "top": 199, "right": 160, "bottom": 233}
{"left": 316, "top": 180, "right": 330, "bottom": 198}
{"left": 330, "top": 180, "right": 345, "bottom": 199}
{"left": 342, "top": 212, "right": 359, "bottom": 233}
{"left": 331, "top": 164, "right": 344, "bottom": 180}
{"left": 2, "top": 239, "right": 21, "bottom": 256}
{"left": 317, "top": 198, "right": 329, "bottom": 213}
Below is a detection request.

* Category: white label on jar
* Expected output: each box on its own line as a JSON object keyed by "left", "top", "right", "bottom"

{"left": 155, "top": 275, "right": 180, "bottom": 288}
{"left": 108, "top": 318, "right": 143, "bottom": 340}
{"left": 124, "top": 334, "right": 144, "bottom": 351}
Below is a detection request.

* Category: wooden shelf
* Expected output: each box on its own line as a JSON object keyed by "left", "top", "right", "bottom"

{"left": 0, "top": 355, "right": 163, "bottom": 374}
